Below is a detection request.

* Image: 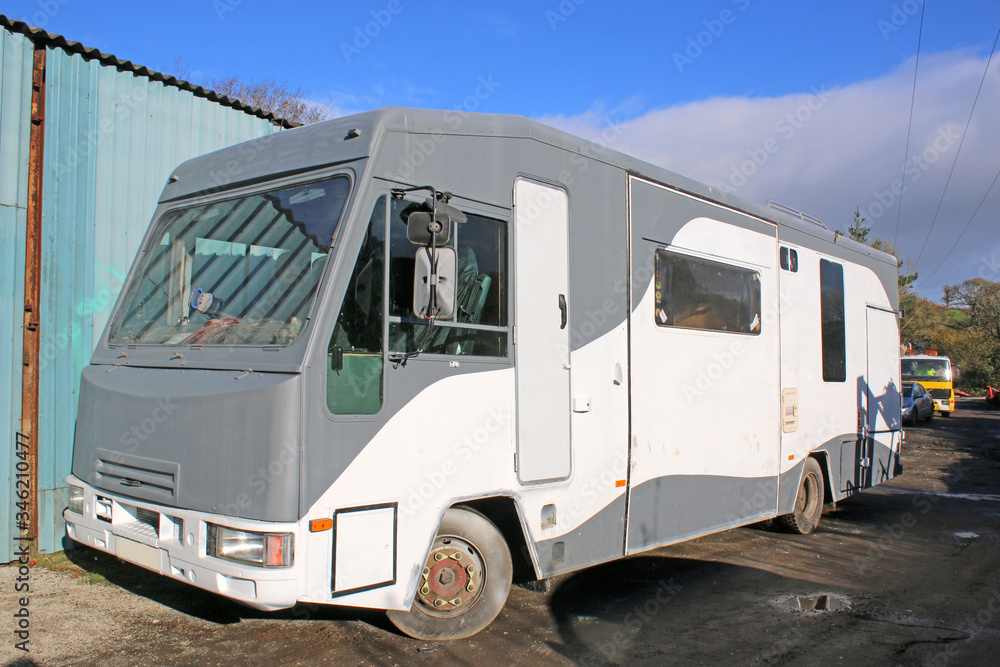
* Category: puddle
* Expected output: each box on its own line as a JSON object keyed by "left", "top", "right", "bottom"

{"left": 781, "top": 594, "right": 850, "bottom": 612}
{"left": 953, "top": 531, "right": 979, "bottom": 540}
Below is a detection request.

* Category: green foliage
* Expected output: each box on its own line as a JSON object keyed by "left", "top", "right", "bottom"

{"left": 903, "top": 278, "right": 1000, "bottom": 393}
{"left": 847, "top": 207, "right": 870, "bottom": 243}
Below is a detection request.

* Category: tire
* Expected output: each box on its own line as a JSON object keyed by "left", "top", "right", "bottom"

{"left": 387, "top": 507, "right": 512, "bottom": 640}
{"left": 941, "top": 411, "right": 950, "bottom": 418}
{"left": 926, "top": 408, "right": 934, "bottom": 422}
{"left": 777, "top": 457, "right": 824, "bottom": 535}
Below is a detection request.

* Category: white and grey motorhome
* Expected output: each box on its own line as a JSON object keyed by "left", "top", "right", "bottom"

{"left": 65, "top": 107, "right": 902, "bottom": 639}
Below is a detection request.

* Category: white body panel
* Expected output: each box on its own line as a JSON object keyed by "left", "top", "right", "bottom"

{"left": 628, "top": 202, "right": 782, "bottom": 488}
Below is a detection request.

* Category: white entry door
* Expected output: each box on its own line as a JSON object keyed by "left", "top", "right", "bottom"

{"left": 514, "top": 178, "right": 571, "bottom": 483}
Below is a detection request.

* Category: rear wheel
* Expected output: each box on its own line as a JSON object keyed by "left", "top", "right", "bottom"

{"left": 777, "top": 457, "right": 824, "bottom": 534}
{"left": 941, "top": 411, "right": 950, "bottom": 418}
{"left": 387, "top": 507, "right": 512, "bottom": 640}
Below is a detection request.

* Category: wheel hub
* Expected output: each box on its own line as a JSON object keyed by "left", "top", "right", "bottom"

{"left": 415, "top": 536, "right": 484, "bottom": 614}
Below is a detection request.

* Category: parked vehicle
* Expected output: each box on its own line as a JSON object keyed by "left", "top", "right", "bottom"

{"left": 901, "top": 382, "right": 934, "bottom": 425}
{"left": 63, "top": 108, "right": 903, "bottom": 639}
{"left": 901, "top": 351, "right": 955, "bottom": 417}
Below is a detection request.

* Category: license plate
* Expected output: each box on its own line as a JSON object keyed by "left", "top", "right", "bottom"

{"left": 116, "top": 537, "right": 162, "bottom": 571}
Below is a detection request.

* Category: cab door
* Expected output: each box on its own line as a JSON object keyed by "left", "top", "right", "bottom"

{"left": 513, "top": 178, "right": 572, "bottom": 483}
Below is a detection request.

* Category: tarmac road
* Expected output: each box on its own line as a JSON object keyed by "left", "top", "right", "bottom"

{"left": 5, "top": 398, "right": 1000, "bottom": 666}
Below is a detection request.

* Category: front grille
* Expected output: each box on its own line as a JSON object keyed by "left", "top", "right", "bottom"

{"left": 929, "top": 388, "right": 952, "bottom": 399}
{"left": 94, "top": 448, "right": 179, "bottom": 503}
{"left": 136, "top": 506, "right": 160, "bottom": 529}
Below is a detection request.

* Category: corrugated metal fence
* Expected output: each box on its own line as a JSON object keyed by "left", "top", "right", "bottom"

{"left": 1, "top": 19, "right": 286, "bottom": 562}
{"left": 0, "top": 25, "right": 33, "bottom": 565}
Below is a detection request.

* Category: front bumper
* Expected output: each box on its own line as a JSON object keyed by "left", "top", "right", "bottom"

{"left": 63, "top": 476, "right": 300, "bottom": 611}
{"left": 933, "top": 399, "right": 954, "bottom": 412}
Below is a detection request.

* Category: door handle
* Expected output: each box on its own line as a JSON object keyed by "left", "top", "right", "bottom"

{"left": 558, "top": 294, "right": 567, "bottom": 329}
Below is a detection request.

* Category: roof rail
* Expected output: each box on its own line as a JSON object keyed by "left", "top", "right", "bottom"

{"left": 767, "top": 200, "right": 828, "bottom": 230}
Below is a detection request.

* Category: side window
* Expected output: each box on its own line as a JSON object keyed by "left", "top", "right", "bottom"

{"left": 327, "top": 199, "right": 386, "bottom": 415}
{"left": 388, "top": 198, "right": 508, "bottom": 357}
{"left": 819, "top": 258, "right": 846, "bottom": 382}
{"left": 654, "top": 249, "right": 761, "bottom": 335}
{"left": 780, "top": 246, "right": 798, "bottom": 272}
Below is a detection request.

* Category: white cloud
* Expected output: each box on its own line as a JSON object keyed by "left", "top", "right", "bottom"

{"left": 538, "top": 50, "right": 1000, "bottom": 299}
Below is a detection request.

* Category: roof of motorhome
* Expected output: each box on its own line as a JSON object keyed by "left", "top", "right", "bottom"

{"left": 167, "top": 106, "right": 898, "bottom": 268}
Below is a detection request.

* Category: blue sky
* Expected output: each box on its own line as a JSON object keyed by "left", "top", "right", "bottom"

{"left": 5, "top": 0, "right": 1000, "bottom": 301}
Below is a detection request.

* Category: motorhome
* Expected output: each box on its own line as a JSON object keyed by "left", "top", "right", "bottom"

{"left": 65, "top": 108, "right": 903, "bottom": 639}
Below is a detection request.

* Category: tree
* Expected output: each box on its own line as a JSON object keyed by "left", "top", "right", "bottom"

{"left": 940, "top": 278, "right": 1000, "bottom": 391}
{"left": 170, "top": 58, "right": 332, "bottom": 126}
{"left": 208, "top": 76, "right": 332, "bottom": 126}
{"left": 847, "top": 207, "right": 870, "bottom": 244}
{"left": 948, "top": 278, "right": 1000, "bottom": 341}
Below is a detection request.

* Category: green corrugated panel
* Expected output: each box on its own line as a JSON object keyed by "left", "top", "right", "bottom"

{"left": 32, "top": 45, "right": 280, "bottom": 556}
{"left": 0, "top": 26, "right": 33, "bottom": 564}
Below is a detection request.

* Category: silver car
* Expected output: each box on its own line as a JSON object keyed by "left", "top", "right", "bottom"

{"left": 902, "top": 382, "right": 934, "bottom": 425}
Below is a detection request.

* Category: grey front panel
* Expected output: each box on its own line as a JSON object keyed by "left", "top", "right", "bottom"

{"left": 73, "top": 365, "right": 300, "bottom": 521}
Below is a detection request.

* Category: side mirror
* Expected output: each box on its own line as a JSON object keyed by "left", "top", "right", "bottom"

{"left": 413, "top": 247, "right": 457, "bottom": 319}
{"left": 406, "top": 198, "right": 467, "bottom": 246}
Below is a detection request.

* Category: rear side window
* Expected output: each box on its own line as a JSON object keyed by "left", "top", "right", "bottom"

{"left": 780, "top": 247, "right": 798, "bottom": 272}
{"left": 654, "top": 250, "right": 761, "bottom": 335}
{"left": 819, "top": 259, "right": 846, "bottom": 382}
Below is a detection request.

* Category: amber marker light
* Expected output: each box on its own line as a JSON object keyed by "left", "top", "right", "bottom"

{"left": 310, "top": 518, "right": 333, "bottom": 532}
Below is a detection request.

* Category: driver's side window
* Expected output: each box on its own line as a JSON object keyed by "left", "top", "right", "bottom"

{"left": 327, "top": 198, "right": 386, "bottom": 415}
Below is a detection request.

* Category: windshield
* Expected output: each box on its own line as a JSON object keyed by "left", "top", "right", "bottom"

{"left": 901, "top": 358, "right": 951, "bottom": 382}
{"left": 109, "top": 176, "right": 350, "bottom": 346}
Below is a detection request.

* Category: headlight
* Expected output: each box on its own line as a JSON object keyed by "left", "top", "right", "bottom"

{"left": 206, "top": 524, "right": 294, "bottom": 567}
{"left": 67, "top": 485, "right": 84, "bottom": 514}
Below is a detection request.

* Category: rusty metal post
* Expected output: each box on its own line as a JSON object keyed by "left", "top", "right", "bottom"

{"left": 20, "top": 45, "right": 46, "bottom": 540}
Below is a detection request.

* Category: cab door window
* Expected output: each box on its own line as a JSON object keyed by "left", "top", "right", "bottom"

{"left": 327, "top": 199, "right": 386, "bottom": 415}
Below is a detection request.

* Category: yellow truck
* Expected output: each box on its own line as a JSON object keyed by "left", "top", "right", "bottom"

{"left": 901, "top": 350, "right": 955, "bottom": 417}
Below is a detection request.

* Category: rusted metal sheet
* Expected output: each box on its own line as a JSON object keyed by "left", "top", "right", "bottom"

{"left": 20, "top": 45, "right": 45, "bottom": 540}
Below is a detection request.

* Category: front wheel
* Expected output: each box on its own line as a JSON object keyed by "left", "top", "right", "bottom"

{"left": 387, "top": 507, "right": 512, "bottom": 640}
{"left": 777, "top": 457, "right": 825, "bottom": 534}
